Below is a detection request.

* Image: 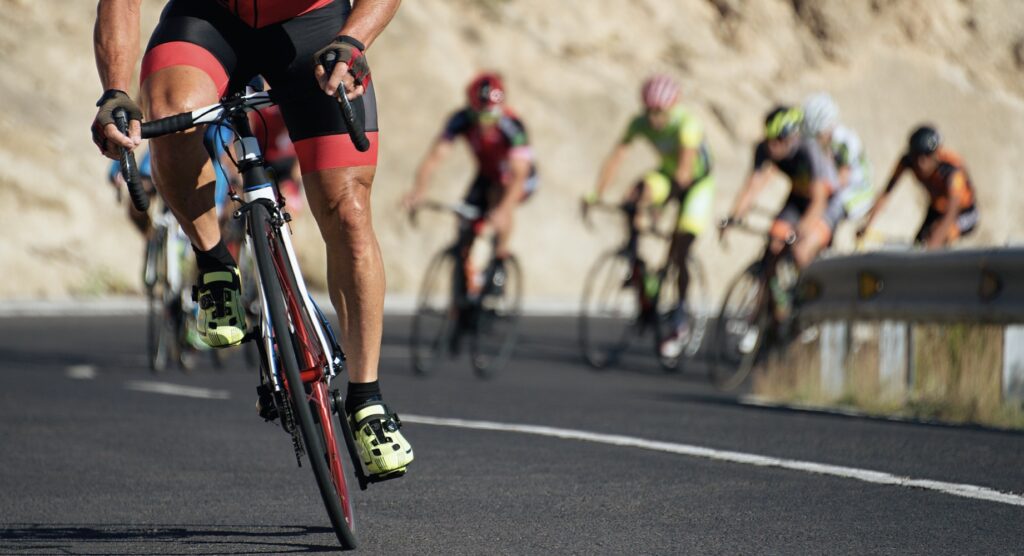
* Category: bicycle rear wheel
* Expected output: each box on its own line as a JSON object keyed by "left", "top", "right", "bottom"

{"left": 653, "top": 256, "right": 710, "bottom": 372}
{"left": 578, "top": 250, "right": 640, "bottom": 369}
{"left": 410, "top": 249, "right": 458, "bottom": 375}
{"left": 709, "top": 264, "right": 770, "bottom": 391}
{"left": 249, "top": 202, "right": 357, "bottom": 550}
{"left": 470, "top": 255, "right": 523, "bottom": 378}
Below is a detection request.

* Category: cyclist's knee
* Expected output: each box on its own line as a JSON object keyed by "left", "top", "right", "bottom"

{"left": 142, "top": 67, "right": 220, "bottom": 121}
{"left": 309, "top": 170, "right": 378, "bottom": 256}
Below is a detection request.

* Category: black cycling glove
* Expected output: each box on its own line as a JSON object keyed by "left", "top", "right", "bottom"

{"left": 91, "top": 89, "right": 143, "bottom": 152}
{"left": 314, "top": 35, "right": 371, "bottom": 86}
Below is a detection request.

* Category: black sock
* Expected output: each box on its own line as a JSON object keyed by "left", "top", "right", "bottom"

{"left": 193, "top": 240, "right": 236, "bottom": 272}
{"left": 346, "top": 380, "right": 382, "bottom": 414}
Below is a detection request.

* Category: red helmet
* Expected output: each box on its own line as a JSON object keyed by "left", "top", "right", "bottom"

{"left": 641, "top": 74, "right": 680, "bottom": 110}
{"left": 467, "top": 72, "right": 506, "bottom": 111}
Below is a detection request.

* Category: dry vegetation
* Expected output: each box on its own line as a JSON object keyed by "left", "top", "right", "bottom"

{"left": 753, "top": 322, "right": 1024, "bottom": 429}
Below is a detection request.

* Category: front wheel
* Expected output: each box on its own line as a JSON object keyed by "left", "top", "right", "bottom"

{"left": 709, "top": 264, "right": 770, "bottom": 391}
{"left": 653, "top": 256, "right": 711, "bottom": 372}
{"left": 410, "top": 249, "right": 459, "bottom": 376}
{"left": 578, "top": 250, "right": 641, "bottom": 369}
{"left": 249, "top": 202, "right": 357, "bottom": 550}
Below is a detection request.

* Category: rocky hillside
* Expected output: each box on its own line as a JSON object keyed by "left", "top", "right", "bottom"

{"left": 2, "top": 0, "right": 1023, "bottom": 300}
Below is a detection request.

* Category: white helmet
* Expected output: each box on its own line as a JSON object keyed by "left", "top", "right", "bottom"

{"left": 801, "top": 92, "right": 839, "bottom": 137}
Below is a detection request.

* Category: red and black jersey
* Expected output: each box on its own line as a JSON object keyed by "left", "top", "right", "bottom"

{"left": 214, "top": 0, "right": 334, "bottom": 28}
{"left": 441, "top": 108, "right": 533, "bottom": 182}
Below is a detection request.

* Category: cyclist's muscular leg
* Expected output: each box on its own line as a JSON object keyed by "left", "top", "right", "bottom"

{"left": 304, "top": 166, "right": 384, "bottom": 384}
{"left": 142, "top": 66, "right": 246, "bottom": 347}
{"left": 142, "top": 66, "right": 223, "bottom": 251}
{"left": 672, "top": 232, "right": 696, "bottom": 301}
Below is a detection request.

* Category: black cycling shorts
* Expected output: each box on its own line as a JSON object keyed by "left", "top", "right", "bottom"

{"left": 141, "top": 0, "right": 378, "bottom": 171}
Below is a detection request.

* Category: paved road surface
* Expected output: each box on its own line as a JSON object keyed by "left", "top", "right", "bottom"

{"left": 1, "top": 314, "right": 1022, "bottom": 554}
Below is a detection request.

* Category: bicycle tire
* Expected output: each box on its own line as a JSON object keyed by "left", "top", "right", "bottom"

{"left": 653, "top": 256, "right": 710, "bottom": 372}
{"left": 578, "top": 250, "right": 640, "bottom": 369}
{"left": 470, "top": 255, "right": 523, "bottom": 378}
{"left": 709, "top": 264, "right": 770, "bottom": 391}
{"left": 146, "top": 232, "right": 173, "bottom": 373}
{"left": 249, "top": 202, "right": 357, "bottom": 550}
{"left": 410, "top": 249, "right": 458, "bottom": 376}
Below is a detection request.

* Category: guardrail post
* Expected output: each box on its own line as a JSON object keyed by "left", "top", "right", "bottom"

{"left": 1002, "top": 325, "right": 1024, "bottom": 403}
{"left": 878, "top": 320, "right": 909, "bottom": 402}
{"left": 820, "top": 320, "right": 848, "bottom": 398}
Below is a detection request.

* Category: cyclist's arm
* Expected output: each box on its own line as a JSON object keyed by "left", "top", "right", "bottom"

{"left": 94, "top": 0, "right": 143, "bottom": 149}
{"left": 340, "top": 0, "right": 401, "bottom": 49}
{"left": 95, "top": 0, "right": 141, "bottom": 92}
{"left": 405, "top": 137, "right": 453, "bottom": 209}
{"left": 925, "top": 171, "right": 967, "bottom": 249}
{"left": 860, "top": 161, "right": 906, "bottom": 232}
{"left": 593, "top": 143, "right": 629, "bottom": 201}
{"left": 728, "top": 166, "right": 772, "bottom": 221}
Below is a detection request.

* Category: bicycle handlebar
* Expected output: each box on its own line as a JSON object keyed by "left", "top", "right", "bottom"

{"left": 583, "top": 200, "right": 671, "bottom": 240}
{"left": 113, "top": 108, "right": 149, "bottom": 212}
{"left": 318, "top": 51, "right": 370, "bottom": 153}
{"left": 719, "top": 218, "right": 797, "bottom": 246}
{"left": 141, "top": 113, "right": 194, "bottom": 139}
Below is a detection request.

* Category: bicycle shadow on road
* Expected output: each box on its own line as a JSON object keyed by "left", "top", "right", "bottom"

{"left": 0, "top": 523, "right": 340, "bottom": 554}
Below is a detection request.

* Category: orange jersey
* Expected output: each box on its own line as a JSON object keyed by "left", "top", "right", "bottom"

{"left": 900, "top": 148, "right": 975, "bottom": 213}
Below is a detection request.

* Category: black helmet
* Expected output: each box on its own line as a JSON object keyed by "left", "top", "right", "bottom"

{"left": 908, "top": 125, "right": 941, "bottom": 156}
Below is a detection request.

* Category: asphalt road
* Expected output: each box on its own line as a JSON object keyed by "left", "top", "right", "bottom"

{"left": 1, "top": 313, "right": 1023, "bottom": 555}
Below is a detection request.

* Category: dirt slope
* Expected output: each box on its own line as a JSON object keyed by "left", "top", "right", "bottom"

{"left": 2, "top": 0, "right": 1023, "bottom": 300}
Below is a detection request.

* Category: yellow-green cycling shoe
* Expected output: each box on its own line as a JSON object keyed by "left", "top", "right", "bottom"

{"left": 195, "top": 267, "right": 247, "bottom": 348}
{"left": 349, "top": 402, "right": 414, "bottom": 477}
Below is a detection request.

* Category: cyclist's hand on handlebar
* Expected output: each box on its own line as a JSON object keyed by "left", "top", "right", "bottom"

{"left": 313, "top": 36, "right": 370, "bottom": 101}
{"left": 91, "top": 89, "right": 142, "bottom": 159}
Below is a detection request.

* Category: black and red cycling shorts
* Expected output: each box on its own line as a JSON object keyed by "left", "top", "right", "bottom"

{"left": 141, "top": 0, "right": 378, "bottom": 172}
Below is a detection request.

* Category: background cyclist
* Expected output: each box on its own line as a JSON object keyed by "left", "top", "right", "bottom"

{"left": 403, "top": 72, "right": 537, "bottom": 299}
{"left": 586, "top": 74, "right": 716, "bottom": 360}
{"left": 91, "top": 0, "right": 412, "bottom": 479}
{"left": 858, "top": 125, "right": 979, "bottom": 249}
{"left": 800, "top": 93, "right": 874, "bottom": 236}
{"left": 723, "top": 106, "right": 837, "bottom": 270}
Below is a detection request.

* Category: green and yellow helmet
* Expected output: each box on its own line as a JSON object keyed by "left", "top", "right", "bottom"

{"left": 764, "top": 106, "right": 803, "bottom": 140}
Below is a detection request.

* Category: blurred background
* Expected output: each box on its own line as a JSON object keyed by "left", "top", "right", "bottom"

{"left": 3, "top": 0, "right": 1024, "bottom": 302}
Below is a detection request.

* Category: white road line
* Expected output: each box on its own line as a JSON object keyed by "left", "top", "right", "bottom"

{"left": 125, "top": 380, "right": 231, "bottom": 400}
{"left": 65, "top": 365, "right": 98, "bottom": 380}
{"left": 402, "top": 414, "right": 1024, "bottom": 508}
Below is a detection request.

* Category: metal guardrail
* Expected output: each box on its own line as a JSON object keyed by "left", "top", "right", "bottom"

{"left": 798, "top": 248, "right": 1024, "bottom": 324}
{"left": 791, "top": 247, "right": 1024, "bottom": 404}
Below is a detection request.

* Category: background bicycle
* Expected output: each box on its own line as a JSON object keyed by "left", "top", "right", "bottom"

{"left": 710, "top": 216, "right": 802, "bottom": 391}
{"left": 409, "top": 200, "right": 523, "bottom": 378}
{"left": 578, "top": 201, "right": 709, "bottom": 372}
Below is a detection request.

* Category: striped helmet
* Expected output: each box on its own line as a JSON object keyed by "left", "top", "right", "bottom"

{"left": 641, "top": 74, "right": 681, "bottom": 110}
{"left": 764, "top": 106, "right": 803, "bottom": 140}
